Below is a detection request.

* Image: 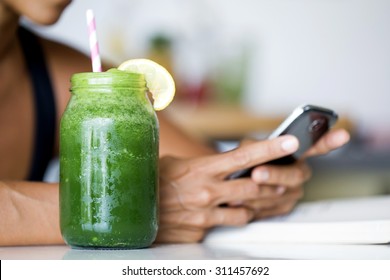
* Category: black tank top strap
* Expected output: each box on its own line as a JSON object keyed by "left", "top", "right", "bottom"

{"left": 18, "top": 27, "right": 56, "bottom": 181}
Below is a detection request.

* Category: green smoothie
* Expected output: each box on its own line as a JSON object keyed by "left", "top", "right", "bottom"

{"left": 60, "top": 70, "right": 159, "bottom": 249}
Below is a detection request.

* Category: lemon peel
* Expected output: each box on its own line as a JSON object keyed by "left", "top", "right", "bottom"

{"left": 118, "top": 58, "right": 175, "bottom": 111}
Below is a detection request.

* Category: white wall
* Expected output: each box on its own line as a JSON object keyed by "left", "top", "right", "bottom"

{"left": 29, "top": 0, "right": 390, "bottom": 131}
{"left": 240, "top": 0, "right": 390, "bottom": 130}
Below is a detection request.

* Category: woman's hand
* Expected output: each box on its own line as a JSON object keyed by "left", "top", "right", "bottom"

{"left": 156, "top": 135, "right": 300, "bottom": 243}
{"left": 242, "top": 128, "right": 350, "bottom": 220}
{"left": 156, "top": 128, "right": 350, "bottom": 243}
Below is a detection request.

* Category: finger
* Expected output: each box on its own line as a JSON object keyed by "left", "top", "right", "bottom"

{"left": 230, "top": 184, "right": 287, "bottom": 205}
{"left": 251, "top": 162, "right": 312, "bottom": 187}
{"left": 243, "top": 196, "right": 281, "bottom": 210}
{"left": 254, "top": 201, "right": 298, "bottom": 220}
{"left": 259, "top": 185, "right": 287, "bottom": 197}
{"left": 210, "top": 178, "right": 261, "bottom": 206}
{"left": 245, "top": 187, "right": 304, "bottom": 213}
{"left": 160, "top": 177, "right": 261, "bottom": 210}
{"left": 304, "top": 128, "right": 350, "bottom": 158}
{"left": 160, "top": 207, "right": 254, "bottom": 229}
{"left": 208, "top": 135, "right": 299, "bottom": 177}
{"left": 227, "top": 184, "right": 286, "bottom": 207}
{"left": 211, "top": 207, "right": 255, "bottom": 226}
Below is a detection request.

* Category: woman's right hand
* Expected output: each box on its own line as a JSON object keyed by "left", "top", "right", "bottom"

{"left": 155, "top": 135, "right": 300, "bottom": 243}
{"left": 155, "top": 128, "right": 349, "bottom": 243}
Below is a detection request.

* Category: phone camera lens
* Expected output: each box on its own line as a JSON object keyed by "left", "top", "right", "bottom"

{"left": 309, "top": 119, "right": 325, "bottom": 132}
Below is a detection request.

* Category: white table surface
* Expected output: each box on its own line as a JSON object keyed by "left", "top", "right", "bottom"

{"left": 1, "top": 243, "right": 390, "bottom": 260}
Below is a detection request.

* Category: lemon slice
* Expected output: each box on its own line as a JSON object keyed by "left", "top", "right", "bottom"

{"left": 118, "top": 58, "right": 175, "bottom": 111}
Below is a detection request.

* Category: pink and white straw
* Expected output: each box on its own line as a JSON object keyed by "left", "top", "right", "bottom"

{"left": 86, "top": 9, "right": 102, "bottom": 72}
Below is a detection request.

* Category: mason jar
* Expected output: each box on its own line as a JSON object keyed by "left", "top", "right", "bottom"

{"left": 60, "top": 69, "right": 159, "bottom": 249}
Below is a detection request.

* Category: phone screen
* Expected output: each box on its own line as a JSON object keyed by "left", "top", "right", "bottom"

{"left": 227, "top": 104, "right": 338, "bottom": 179}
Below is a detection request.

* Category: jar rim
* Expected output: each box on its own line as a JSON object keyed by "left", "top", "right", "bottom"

{"left": 71, "top": 70, "right": 146, "bottom": 90}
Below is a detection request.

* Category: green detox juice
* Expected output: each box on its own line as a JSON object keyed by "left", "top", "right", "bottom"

{"left": 60, "top": 70, "right": 159, "bottom": 249}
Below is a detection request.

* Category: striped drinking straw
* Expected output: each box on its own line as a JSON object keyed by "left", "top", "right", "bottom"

{"left": 86, "top": 9, "right": 102, "bottom": 72}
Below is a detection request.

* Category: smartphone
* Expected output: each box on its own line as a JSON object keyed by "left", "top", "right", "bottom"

{"left": 227, "top": 104, "right": 338, "bottom": 179}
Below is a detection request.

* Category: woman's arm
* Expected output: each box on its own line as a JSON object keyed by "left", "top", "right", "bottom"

{"left": 158, "top": 112, "right": 215, "bottom": 158}
{"left": 0, "top": 181, "right": 63, "bottom": 246}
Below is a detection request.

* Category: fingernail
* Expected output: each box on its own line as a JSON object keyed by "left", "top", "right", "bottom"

{"left": 254, "top": 169, "right": 269, "bottom": 182}
{"left": 335, "top": 131, "right": 350, "bottom": 145}
{"left": 281, "top": 137, "right": 299, "bottom": 152}
{"left": 276, "top": 185, "right": 286, "bottom": 195}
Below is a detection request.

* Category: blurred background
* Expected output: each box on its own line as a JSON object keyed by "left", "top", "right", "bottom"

{"left": 27, "top": 0, "right": 390, "bottom": 200}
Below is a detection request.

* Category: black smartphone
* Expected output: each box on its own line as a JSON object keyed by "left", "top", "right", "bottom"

{"left": 227, "top": 104, "right": 338, "bottom": 179}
